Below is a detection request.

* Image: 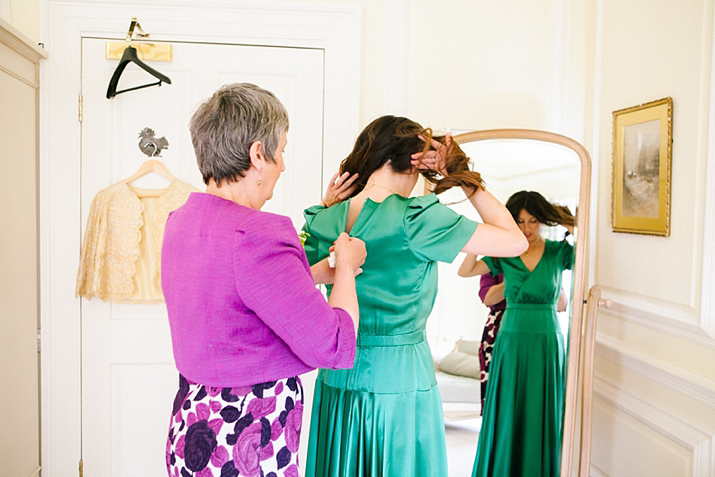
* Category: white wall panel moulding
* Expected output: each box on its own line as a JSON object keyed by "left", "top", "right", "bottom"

{"left": 595, "top": 333, "right": 715, "bottom": 408}
{"left": 701, "top": 0, "right": 715, "bottom": 342}
{"left": 594, "top": 375, "right": 713, "bottom": 477}
{"left": 599, "top": 286, "right": 715, "bottom": 349}
{"left": 588, "top": 466, "right": 608, "bottom": 477}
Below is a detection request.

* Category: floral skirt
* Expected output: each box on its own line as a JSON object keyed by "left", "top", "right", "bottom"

{"left": 478, "top": 308, "right": 504, "bottom": 414}
{"left": 166, "top": 374, "right": 303, "bottom": 477}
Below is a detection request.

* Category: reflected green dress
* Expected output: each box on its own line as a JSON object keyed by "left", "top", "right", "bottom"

{"left": 472, "top": 239, "right": 574, "bottom": 477}
{"left": 302, "top": 194, "right": 477, "bottom": 477}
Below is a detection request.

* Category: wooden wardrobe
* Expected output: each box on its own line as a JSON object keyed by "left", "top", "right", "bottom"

{"left": 0, "top": 17, "right": 46, "bottom": 477}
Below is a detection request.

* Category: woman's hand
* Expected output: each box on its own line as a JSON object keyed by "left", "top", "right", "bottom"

{"left": 333, "top": 232, "right": 366, "bottom": 273}
{"left": 557, "top": 287, "right": 568, "bottom": 312}
{"left": 410, "top": 133, "right": 451, "bottom": 177}
{"left": 329, "top": 233, "right": 366, "bottom": 333}
{"left": 312, "top": 238, "right": 364, "bottom": 285}
{"left": 321, "top": 172, "right": 359, "bottom": 208}
{"left": 556, "top": 205, "right": 576, "bottom": 235}
{"left": 483, "top": 282, "right": 506, "bottom": 307}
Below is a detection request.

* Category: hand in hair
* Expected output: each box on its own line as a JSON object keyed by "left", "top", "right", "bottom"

{"left": 410, "top": 132, "right": 484, "bottom": 195}
{"left": 321, "top": 171, "right": 360, "bottom": 208}
{"left": 410, "top": 133, "right": 450, "bottom": 177}
{"left": 556, "top": 205, "right": 575, "bottom": 227}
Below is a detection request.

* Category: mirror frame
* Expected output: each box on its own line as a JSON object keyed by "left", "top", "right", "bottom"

{"left": 453, "top": 129, "right": 592, "bottom": 477}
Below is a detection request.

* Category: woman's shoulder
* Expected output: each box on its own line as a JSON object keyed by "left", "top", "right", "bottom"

{"left": 303, "top": 200, "right": 349, "bottom": 231}
{"left": 230, "top": 209, "right": 301, "bottom": 255}
{"left": 401, "top": 193, "right": 444, "bottom": 220}
{"left": 189, "top": 195, "right": 294, "bottom": 235}
{"left": 241, "top": 208, "right": 295, "bottom": 235}
{"left": 405, "top": 193, "right": 439, "bottom": 209}
{"left": 545, "top": 237, "right": 571, "bottom": 246}
{"left": 305, "top": 200, "right": 350, "bottom": 218}
{"left": 544, "top": 238, "right": 574, "bottom": 254}
{"left": 402, "top": 193, "right": 470, "bottom": 228}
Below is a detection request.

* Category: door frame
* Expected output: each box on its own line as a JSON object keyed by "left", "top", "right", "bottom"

{"left": 39, "top": 1, "right": 361, "bottom": 475}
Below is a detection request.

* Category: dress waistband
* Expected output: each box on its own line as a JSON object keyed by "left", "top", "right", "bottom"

{"left": 507, "top": 304, "right": 557, "bottom": 311}
{"left": 357, "top": 330, "right": 426, "bottom": 347}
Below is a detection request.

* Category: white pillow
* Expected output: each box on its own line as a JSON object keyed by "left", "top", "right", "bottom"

{"left": 458, "top": 340, "right": 481, "bottom": 356}
{"left": 438, "top": 351, "right": 480, "bottom": 379}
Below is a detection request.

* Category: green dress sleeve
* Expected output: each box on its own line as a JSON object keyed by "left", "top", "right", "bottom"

{"left": 403, "top": 194, "right": 477, "bottom": 263}
{"left": 481, "top": 256, "right": 502, "bottom": 276}
{"left": 557, "top": 239, "right": 575, "bottom": 271}
{"left": 301, "top": 205, "right": 325, "bottom": 266}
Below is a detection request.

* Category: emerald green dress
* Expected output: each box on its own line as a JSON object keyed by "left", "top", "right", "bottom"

{"left": 302, "top": 194, "right": 477, "bottom": 477}
{"left": 472, "top": 239, "right": 574, "bottom": 477}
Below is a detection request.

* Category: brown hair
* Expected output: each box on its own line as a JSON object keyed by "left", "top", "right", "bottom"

{"left": 506, "top": 190, "right": 575, "bottom": 227}
{"left": 339, "top": 115, "right": 484, "bottom": 197}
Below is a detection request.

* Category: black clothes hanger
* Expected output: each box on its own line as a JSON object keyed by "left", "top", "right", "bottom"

{"left": 106, "top": 18, "right": 172, "bottom": 99}
{"left": 106, "top": 46, "right": 172, "bottom": 98}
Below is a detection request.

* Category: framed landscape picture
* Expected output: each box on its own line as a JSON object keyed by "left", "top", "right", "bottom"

{"left": 612, "top": 97, "right": 673, "bottom": 236}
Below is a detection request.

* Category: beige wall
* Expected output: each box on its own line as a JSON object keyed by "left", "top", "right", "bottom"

{"left": 0, "top": 0, "right": 39, "bottom": 43}
{"left": 589, "top": 0, "right": 715, "bottom": 475}
{"left": 306, "top": 0, "right": 582, "bottom": 134}
{"left": 15, "top": 0, "right": 582, "bottom": 133}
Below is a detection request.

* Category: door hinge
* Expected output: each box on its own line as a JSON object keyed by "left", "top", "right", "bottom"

{"left": 79, "top": 459, "right": 83, "bottom": 477}
{"left": 37, "top": 329, "right": 41, "bottom": 353}
{"left": 78, "top": 95, "right": 84, "bottom": 122}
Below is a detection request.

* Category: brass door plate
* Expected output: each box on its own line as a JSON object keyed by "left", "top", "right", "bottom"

{"left": 105, "top": 41, "right": 173, "bottom": 62}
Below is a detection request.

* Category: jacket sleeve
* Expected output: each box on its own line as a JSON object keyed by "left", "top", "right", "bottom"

{"left": 76, "top": 191, "right": 109, "bottom": 299}
{"left": 479, "top": 271, "right": 502, "bottom": 302}
{"left": 233, "top": 214, "right": 355, "bottom": 370}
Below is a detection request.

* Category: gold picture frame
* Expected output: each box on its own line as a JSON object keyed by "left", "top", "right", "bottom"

{"left": 612, "top": 97, "right": 673, "bottom": 236}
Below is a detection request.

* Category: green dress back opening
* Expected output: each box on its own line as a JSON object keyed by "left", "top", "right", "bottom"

{"left": 302, "top": 194, "right": 476, "bottom": 477}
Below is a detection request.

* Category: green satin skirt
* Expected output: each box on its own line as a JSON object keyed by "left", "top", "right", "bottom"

{"left": 472, "top": 304, "right": 566, "bottom": 477}
{"left": 305, "top": 332, "right": 448, "bottom": 477}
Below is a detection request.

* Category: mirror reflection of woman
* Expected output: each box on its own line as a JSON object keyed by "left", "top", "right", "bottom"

{"left": 458, "top": 190, "right": 575, "bottom": 477}
{"left": 301, "top": 115, "right": 528, "bottom": 477}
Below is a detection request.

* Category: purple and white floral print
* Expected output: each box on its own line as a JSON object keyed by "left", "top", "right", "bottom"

{"left": 166, "top": 374, "right": 303, "bottom": 477}
{"left": 479, "top": 309, "right": 504, "bottom": 414}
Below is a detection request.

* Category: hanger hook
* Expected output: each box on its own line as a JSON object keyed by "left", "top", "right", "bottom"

{"left": 125, "top": 17, "right": 150, "bottom": 44}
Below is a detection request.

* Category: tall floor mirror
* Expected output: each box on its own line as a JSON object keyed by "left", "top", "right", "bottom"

{"left": 432, "top": 129, "right": 591, "bottom": 476}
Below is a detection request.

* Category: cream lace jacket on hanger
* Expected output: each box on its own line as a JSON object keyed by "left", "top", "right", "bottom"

{"left": 76, "top": 179, "right": 197, "bottom": 303}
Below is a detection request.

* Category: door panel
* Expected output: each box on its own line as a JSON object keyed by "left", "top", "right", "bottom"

{"left": 80, "top": 37, "right": 324, "bottom": 476}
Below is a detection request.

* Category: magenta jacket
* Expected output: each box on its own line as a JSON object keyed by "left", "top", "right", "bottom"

{"left": 162, "top": 193, "right": 356, "bottom": 387}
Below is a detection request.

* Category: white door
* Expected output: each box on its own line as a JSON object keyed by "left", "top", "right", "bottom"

{"left": 80, "top": 37, "right": 324, "bottom": 476}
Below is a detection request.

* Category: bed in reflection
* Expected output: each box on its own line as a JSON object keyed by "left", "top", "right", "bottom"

{"left": 434, "top": 340, "right": 482, "bottom": 420}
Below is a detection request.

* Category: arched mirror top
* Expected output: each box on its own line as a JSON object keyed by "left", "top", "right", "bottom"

{"left": 454, "top": 129, "right": 591, "bottom": 163}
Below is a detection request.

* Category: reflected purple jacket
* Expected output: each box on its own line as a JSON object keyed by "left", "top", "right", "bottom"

{"left": 162, "top": 193, "right": 356, "bottom": 387}
{"left": 479, "top": 270, "right": 506, "bottom": 313}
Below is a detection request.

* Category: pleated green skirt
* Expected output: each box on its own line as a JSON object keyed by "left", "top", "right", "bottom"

{"left": 305, "top": 332, "right": 448, "bottom": 477}
{"left": 472, "top": 304, "right": 566, "bottom": 477}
